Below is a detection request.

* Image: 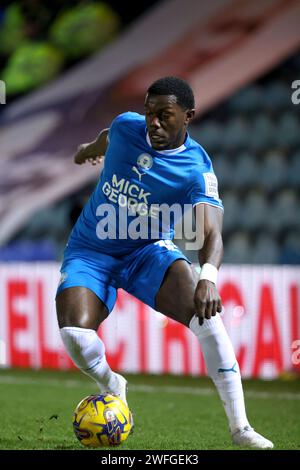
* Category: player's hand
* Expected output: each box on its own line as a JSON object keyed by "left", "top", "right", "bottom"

{"left": 74, "top": 142, "right": 104, "bottom": 165}
{"left": 194, "top": 279, "right": 222, "bottom": 325}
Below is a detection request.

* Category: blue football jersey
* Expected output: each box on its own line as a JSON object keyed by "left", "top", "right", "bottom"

{"left": 69, "top": 112, "right": 223, "bottom": 256}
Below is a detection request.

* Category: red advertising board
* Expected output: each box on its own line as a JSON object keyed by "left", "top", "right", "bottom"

{"left": 0, "top": 264, "right": 299, "bottom": 378}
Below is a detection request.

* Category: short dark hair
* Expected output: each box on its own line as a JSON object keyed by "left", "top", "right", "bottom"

{"left": 147, "top": 76, "right": 195, "bottom": 110}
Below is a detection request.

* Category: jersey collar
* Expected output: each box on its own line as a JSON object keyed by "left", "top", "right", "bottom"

{"left": 146, "top": 132, "right": 187, "bottom": 155}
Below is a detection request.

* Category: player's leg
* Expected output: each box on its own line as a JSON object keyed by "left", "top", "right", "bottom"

{"left": 126, "top": 241, "right": 272, "bottom": 448}
{"left": 56, "top": 285, "right": 109, "bottom": 330}
{"left": 155, "top": 259, "right": 273, "bottom": 448}
{"left": 155, "top": 259, "right": 251, "bottom": 427}
{"left": 56, "top": 282, "right": 127, "bottom": 403}
{"left": 155, "top": 259, "right": 197, "bottom": 327}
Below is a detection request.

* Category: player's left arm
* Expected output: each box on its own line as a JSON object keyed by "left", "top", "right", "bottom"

{"left": 193, "top": 203, "right": 223, "bottom": 325}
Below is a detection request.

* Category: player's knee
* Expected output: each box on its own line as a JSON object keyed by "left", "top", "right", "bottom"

{"left": 173, "top": 304, "right": 195, "bottom": 327}
{"left": 56, "top": 289, "right": 108, "bottom": 330}
{"left": 60, "top": 316, "right": 95, "bottom": 330}
{"left": 56, "top": 300, "right": 97, "bottom": 330}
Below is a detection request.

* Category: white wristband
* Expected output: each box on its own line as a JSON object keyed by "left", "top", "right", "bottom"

{"left": 199, "top": 263, "right": 218, "bottom": 285}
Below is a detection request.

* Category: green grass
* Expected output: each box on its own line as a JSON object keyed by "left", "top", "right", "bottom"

{"left": 0, "top": 368, "right": 299, "bottom": 450}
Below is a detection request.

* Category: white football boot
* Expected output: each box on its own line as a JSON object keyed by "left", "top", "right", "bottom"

{"left": 232, "top": 426, "right": 274, "bottom": 449}
{"left": 109, "top": 372, "right": 134, "bottom": 434}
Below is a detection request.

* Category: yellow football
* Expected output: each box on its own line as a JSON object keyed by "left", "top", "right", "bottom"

{"left": 72, "top": 394, "right": 133, "bottom": 447}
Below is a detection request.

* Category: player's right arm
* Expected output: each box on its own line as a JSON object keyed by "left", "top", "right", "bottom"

{"left": 74, "top": 128, "right": 109, "bottom": 165}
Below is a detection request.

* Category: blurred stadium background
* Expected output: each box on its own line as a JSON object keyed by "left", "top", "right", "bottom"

{"left": 0, "top": 0, "right": 300, "bottom": 450}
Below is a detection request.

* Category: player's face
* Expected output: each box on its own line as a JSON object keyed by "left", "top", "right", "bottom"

{"left": 145, "top": 94, "right": 195, "bottom": 150}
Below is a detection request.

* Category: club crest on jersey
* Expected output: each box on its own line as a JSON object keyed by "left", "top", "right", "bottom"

{"left": 132, "top": 153, "right": 153, "bottom": 181}
{"left": 137, "top": 153, "right": 153, "bottom": 171}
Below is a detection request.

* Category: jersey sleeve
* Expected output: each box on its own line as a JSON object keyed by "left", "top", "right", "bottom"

{"left": 109, "top": 112, "right": 142, "bottom": 140}
{"left": 189, "top": 160, "right": 224, "bottom": 211}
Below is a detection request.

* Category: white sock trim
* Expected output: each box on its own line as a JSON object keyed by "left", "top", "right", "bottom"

{"left": 60, "top": 326, "right": 96, "bottom": 334}
{"left": 189, "top": 314, "right": 223, "bottom": 338}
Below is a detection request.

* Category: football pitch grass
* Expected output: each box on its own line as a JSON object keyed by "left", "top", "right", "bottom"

{"left": 0, "top": 368, "right": 299, "bottom": 450}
